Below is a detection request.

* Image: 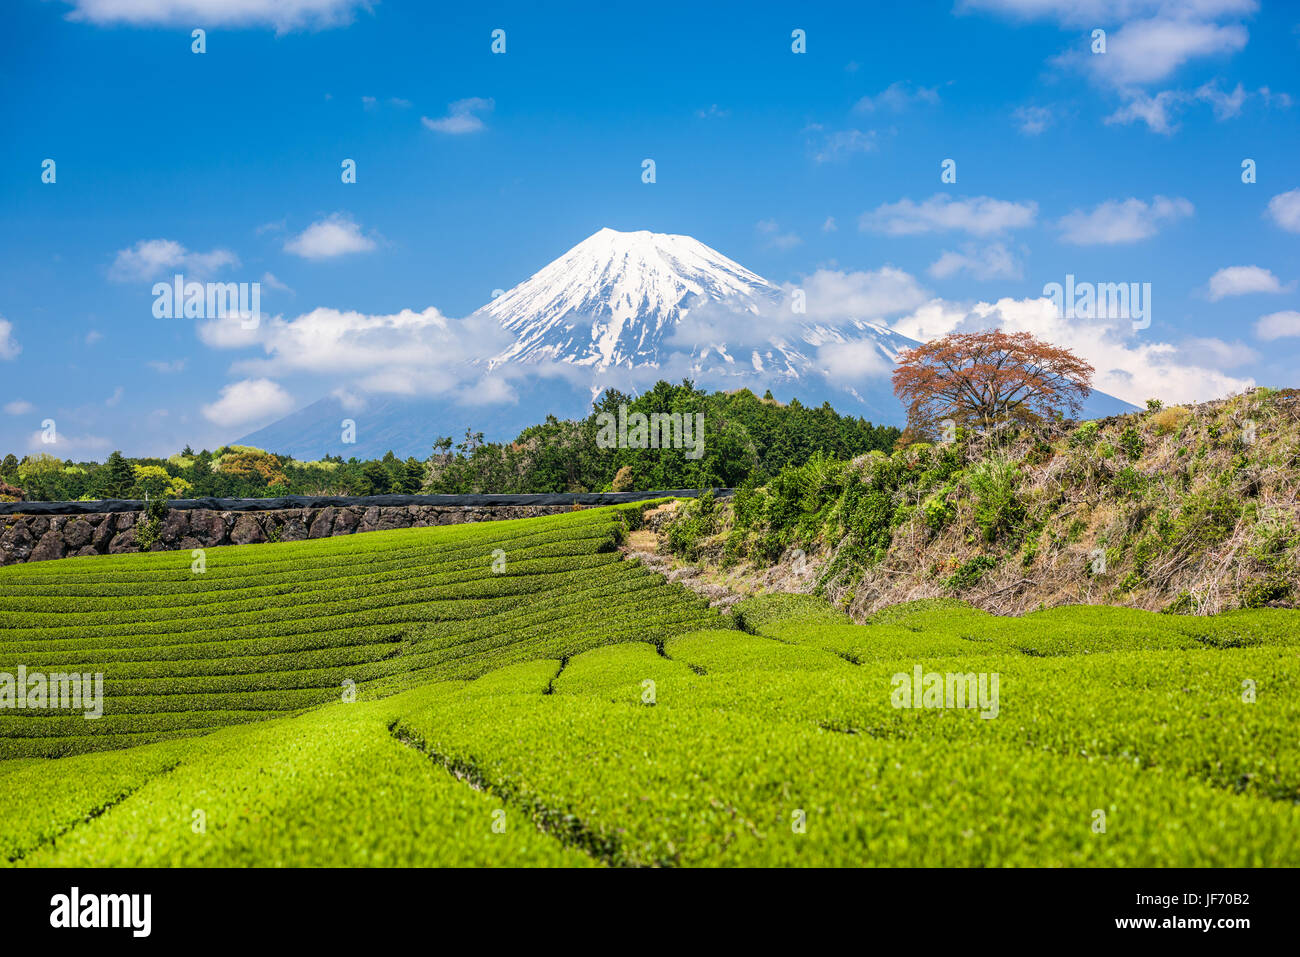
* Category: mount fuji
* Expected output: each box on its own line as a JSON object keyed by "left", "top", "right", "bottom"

{"left": 237, "top": 228, "right": 1135, "bottom": 459}
{"left": 486, "top": 227, "right": 778, "bottom": 370}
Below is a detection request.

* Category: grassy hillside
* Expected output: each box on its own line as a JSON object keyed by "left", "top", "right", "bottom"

{"left": 1, "top": 565, "right": 1297, "bottom": 865}
{"left": 0, "top": 504, "right": 719, "bottom": 759}
{"left": 659, "top": 388, "right": 1300, "bottom": 617}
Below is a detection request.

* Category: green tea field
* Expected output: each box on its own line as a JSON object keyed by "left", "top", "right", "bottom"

{"left": 2, "top": 504, "right": 1297, "bottom": 867}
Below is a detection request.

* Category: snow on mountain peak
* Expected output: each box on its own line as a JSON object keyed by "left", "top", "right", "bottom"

{"left": 483, "top": 228, "right": 777, "bottom": 370}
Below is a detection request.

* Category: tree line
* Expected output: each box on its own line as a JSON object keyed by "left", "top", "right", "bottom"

{"left": 0, "top": 381, "right": 901, "bottom": 502}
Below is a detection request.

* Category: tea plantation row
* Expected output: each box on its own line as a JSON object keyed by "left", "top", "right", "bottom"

{"left": 1, "top": 506, "right": 1296, "bottom": 865}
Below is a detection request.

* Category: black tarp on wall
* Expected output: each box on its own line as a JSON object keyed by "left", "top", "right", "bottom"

{"left": 0, "top": 489, "right": 734, "bottom": 516}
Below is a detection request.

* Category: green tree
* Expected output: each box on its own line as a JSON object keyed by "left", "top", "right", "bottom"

{"left": 401, "top": 457, "right": 425, "bottom": 494}
{"left": 99, "top": 451, "right": 136, "bottom": 499}
{"left": 361, "top": 461, "right": 392, "bottom": 495}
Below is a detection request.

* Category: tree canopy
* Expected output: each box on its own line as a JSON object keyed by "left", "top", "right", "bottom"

{"left": 892, "top": 330, "right": 1094, "bottom": 438}
{"left": 0, "top": 381, "right": 902, "bottom": 501}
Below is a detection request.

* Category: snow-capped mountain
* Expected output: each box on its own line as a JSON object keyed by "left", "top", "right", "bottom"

{"left": 478, "top": 227, "right": 921, "bottom": 399}
{"left": 237, "top": 228, "right": 1135, "bottom": 459}
{"left": 482, "top": 227, "right": 778, "bottom": 369}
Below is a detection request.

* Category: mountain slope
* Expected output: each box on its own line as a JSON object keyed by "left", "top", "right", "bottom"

{"left": 483, "top": 227, "right": 777, "bottom": 370}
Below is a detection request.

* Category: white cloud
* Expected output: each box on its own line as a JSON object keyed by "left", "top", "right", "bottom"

{"left": 3, "top": 400, "right": 34, "bottom": 416}
{"left": 261, "top": 271, "right": 293, "bottom": 293}
{"left": 1195, "top": 80, "right": 1248, "bottom": 118}
{"left": 860, "top": 194, "right": 1038, "bottom": 237}
{"left": 1254, "top": 310, "right": 1300, "bottom": 341}
{"left": 1013, "top": 105, "right": 1054, "bottom": 135}
{"left": 105, "top": 386, "right": 124, "bottom": 407}
{"left": 1105, "top": 90, "right": 1184, "bottom": 133}
{"left": 956, "top": 1, "right": 1257, "bottom": 27}
{"left": 665, "top": 267, "right": 929, "bottom": 356}
{"left": 0, "top": 317, "right": 18, "bottom": 359}
{"left": 1106, "top": 82, "right": 1275, "bottom": 133}
{"left": 1056, "top": 196, "right": 1192, "bottom": 244}
{"left": 664, "top": 300, "right": 788, "bottom": 354}
{"left": 198, "top": 305, "right": 515, "bottom": 399}
{"left": 1176, "top": 336, "right": 1257, "bottom": 368}
{"left": 821, "top": 217, "right": 838, "bottom": 232}
{"left": 359, "top": 95, "right": 404, "bottom": 111}
{"left": 964, "top": 1, "right": 1260, "bottom": 136}
{"left": 755, "top": 219, "right": 802, "bottom": 250}
{"left": 85, "top": 330, "right": 103, "bottom": 346}
{"left": 890, "top": 295, "right": 1254, "bottom": 406}
{"left": 928, "top": 243, "right": 1022, "bottom": 281}
{"left": 421, "top": 97, "right": 494, "bottom": 134}
{"left": 109, "top": 239, "right": 238, "bottom": 281}
{"left": 196, "top": 313, "right": 263, "bottom": 350}
{"left": 964, "top": 2, "right": 1255, "bottom": 85}
{"left": 798, "top": 267, "right": 932, "bottom": 322}
{"left": 283, "top": 213, "right": 378, "bottom": 260}
{"left": 853, "top": 82, "right": 941, "bottom": 112}
{"left": 330, "top": 387, "right": 368, "bottom": 413}
{"left": 1207, "top": 265, "right": 1288, "bottom": 300}
{"left": 25, "top": 430, "right": 111, "bottom": 456}
{"left": 695, "top": 104, "right": 729, "bottom": 119}
{"left": 61, "top": 0, "right": 370, "bottom": 33}
{"left": 809, "top": 128, "right": 877, "bottom": 163}
{"left": 1259, "top": 86, "right": 1292, "bottom": 108}
{"left": 201, "top": 378, "right": 295, "bottom": 428}
{"left": 147, "top": 359, "right": 187, "bottom": 374}
{"left": 1079, "top": 18, "right": 1249, "bottom": 87}
{"left": 816, "top": 340, "right": 893, "bottom": 382}
{"left": 1266, "top": 188, "right": 1300, "bottom": 232}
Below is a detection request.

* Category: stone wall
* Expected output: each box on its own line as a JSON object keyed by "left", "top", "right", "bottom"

{"left": 0, "top": 503, "right": 576, "bottom": 567}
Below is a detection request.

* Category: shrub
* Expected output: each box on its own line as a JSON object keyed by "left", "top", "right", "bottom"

{"left": 213, "top": 447, "right": 290, "bottom": 488}
{"left": 664, "top": 492, "right": 721, "bottom": 562}
{"left": 1112, "top": 466, "right": 1144, "bottom": 496}
{"left": 131, "top": 464, "right": 191, "bottom": 500}
{"left": 16, "top": 452, "right": 64, "bottom": 485}
{"left": 943, "top": 555, "right": 996, "bottom": 591}
{"left": 610, "top": 466, "right": 635, "bottom": 492}
{"left": 966, "top": 458, "right": 1024, "bottom": 543}
{"left": 1248, "top": 516, "right": 1297, "bottom": 565}
{"left": 134, "top": 496, "right": 170, "bottom": 552}
{"left": 1152, "top": 407, "right": 1192, "bottom": 436}
{"left": 1069, "top": 420, "right": 1100, "bottom": 449}
{"left": 1119, "top": 426, "right": 1144, "bottom": 459}
{"left": 921, "top": 489, "right": 955, "bottom": 533}
{"left": 1240, "top": 578, "right": 1292, "bottom": 609}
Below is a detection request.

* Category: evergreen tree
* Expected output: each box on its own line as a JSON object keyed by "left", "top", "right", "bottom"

{"left": 360, "top": 461, "right": 392, "bottom": 495}
{"left": 401, "top": 457, "right": 425, "bottom": 494}
{"left": 101, "top": 451, "right": 135, "bottom": 499}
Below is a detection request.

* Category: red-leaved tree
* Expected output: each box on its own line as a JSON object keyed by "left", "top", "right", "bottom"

{"left": 892, "top": 330, "right": 1094, "bottom": 438}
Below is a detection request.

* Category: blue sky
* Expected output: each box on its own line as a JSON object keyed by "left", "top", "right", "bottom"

{"left": 1, "top": 0, "right": 1298, "bottom": 458}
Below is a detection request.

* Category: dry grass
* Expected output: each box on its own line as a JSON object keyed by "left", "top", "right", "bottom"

{"left": 659, "top": 388, "right": 1300, "bottom": 619}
